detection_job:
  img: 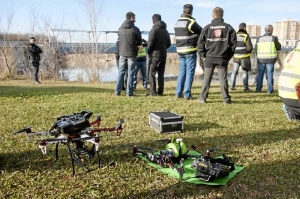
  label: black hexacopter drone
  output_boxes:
[13,110,124,175]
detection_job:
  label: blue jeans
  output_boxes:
[115,56,136,95]
[134,60,147,88]
[230,62,249,90]
[175,53,197,98]
[256,63,274,93]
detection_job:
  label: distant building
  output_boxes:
[273,18,300,47]
[273,18,300,40]
[246,24,261,37]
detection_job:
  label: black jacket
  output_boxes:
[28,43,42,61]
[198,18,237,65]
[174,14,202,55]
[118,19,142,57]
[147,20,171,58]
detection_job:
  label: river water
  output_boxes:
[60,59,281,85]
[60,61,204,82]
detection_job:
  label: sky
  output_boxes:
[1,0,300,43]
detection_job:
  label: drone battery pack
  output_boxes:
[149,111,183,133]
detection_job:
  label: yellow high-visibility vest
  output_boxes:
[256,35,277,59]
[234,33,251,58]
[279,46,300,99]
[137,47,146,58]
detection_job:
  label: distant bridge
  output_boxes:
[55,43,177,54]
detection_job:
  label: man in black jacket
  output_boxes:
[115,12,142,96]
[147,14,171,96]
[28,37,43,83]
[198,7,237,104]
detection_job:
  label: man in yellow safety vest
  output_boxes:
[279,45,300,121]
[255,25,281,94]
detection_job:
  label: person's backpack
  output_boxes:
[241,58,251,71]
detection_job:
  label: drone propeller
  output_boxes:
[95,113,102,121]
[156,138,171,143]
[114,119,124,136]
[82,110,93,119]
[114,119,124,130]
[90,113,102,127]
[13,126,32,135]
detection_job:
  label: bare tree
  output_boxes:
[28,2,40,35]
[83,0,103,54]
[76,0,105,82]
[0,9,16,77]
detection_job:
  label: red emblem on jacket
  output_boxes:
[214,29,221,38]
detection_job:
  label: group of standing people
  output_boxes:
[114,12,171,97]
[114,4,283,104]
[27,4,299,122]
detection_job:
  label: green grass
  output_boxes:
[0,80,299,199]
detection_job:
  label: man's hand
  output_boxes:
[200,57,205,67]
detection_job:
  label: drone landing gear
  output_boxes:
[54,142,100,175]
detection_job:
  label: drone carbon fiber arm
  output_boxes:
[90,119,124,136]
[13,127,48,141]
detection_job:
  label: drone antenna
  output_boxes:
[170,134,175,143]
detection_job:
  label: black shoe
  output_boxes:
[116,92,121,96]
[223,100,235,105]
[244,88,252,92]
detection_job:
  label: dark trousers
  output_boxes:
[32,62,40,81]
[200,63,231,102]
[149,56,166,95]
[281,97,300,118]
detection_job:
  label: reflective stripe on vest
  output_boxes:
[137,47,146,58]
[176,46,198,53]
[256,36,277,59]
[175,34,198,40]
[278,47,300,99]
[234,33,250,58]
[179,17,196,33]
